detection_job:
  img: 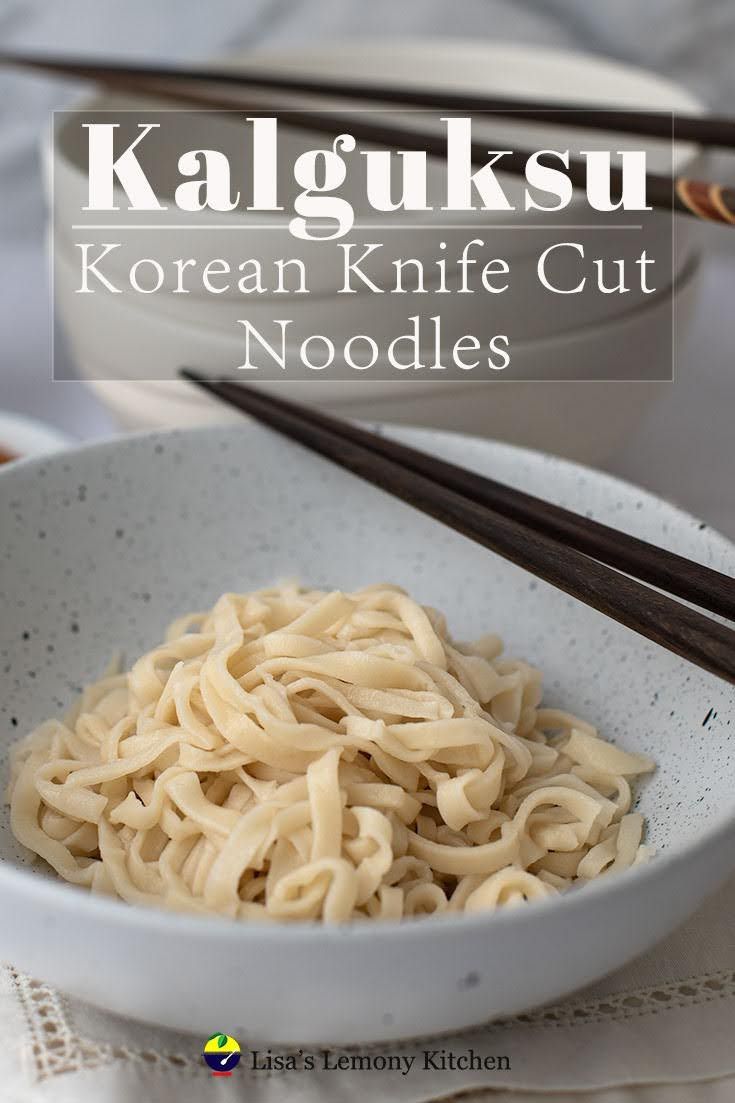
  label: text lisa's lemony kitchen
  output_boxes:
[248,1047,512,1075]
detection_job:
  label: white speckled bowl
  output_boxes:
[1,424,734,1045]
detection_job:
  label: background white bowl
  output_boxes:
[1,424,734,1044]
[50,38,704,461]
[82,376,672,465]
[52,223,688,347]
[52,39,702,303]
[56,243,697,383]
[61,252,700,462]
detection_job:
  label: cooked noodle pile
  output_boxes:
[9,583,655,921]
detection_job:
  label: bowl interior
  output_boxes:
[1,424,733,884]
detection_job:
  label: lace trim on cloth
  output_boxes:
[8,970,190,1081]
[8,964,735,1084]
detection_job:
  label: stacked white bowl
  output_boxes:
[50,40,704,461]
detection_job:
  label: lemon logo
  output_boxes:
[202,1033,242,1077]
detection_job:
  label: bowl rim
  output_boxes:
[1,421,733,945]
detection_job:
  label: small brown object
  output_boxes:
[675,178,735,224]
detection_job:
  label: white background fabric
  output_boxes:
[1,3,735,1100]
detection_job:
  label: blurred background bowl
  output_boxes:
[59,251,699,462]
[50,39,704,461]
[0,411,72,461]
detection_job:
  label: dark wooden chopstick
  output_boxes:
[180,370,735,687]
[4,52,735,227]
[182,376,735,623]
[2,50,734,149]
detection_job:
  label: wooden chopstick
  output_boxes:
[4,51,735,227]
[182,375,735,623]
[2,50,735,150]
[180,369,735,687]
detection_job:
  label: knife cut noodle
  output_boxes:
[8,583,655,922]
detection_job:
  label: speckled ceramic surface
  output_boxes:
[1,423,734,1044]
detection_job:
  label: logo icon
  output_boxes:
[202,1033,242,1077]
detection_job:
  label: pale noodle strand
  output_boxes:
[8,583,655,922]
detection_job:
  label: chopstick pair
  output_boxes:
[3,50,735,148]
[180,369,735,688]
[2,50,735,227]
